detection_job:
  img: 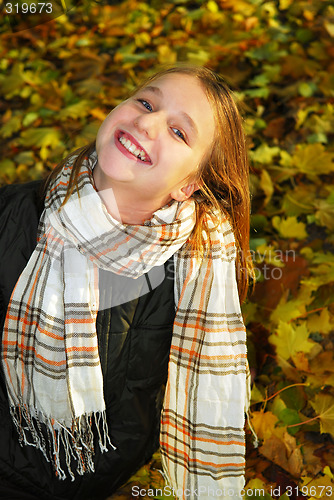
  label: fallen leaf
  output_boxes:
[311,394,334,438]
[292,144,334,178]
[259,169,274,206]
[260,432,303,477]
[272,215,308,240]
[250,411,279,441]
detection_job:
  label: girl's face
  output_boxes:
[95,73,215,208]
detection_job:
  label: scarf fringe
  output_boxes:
[9,404,115,481]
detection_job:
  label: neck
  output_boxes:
[92,167,169,225]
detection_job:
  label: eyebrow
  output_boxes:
[143,85,199,139]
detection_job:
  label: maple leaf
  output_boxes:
[250,144,281,164]
[250,410,279,441]
[19,127,61,149]
[0,114,22,138]
[259,169,274,206]
[282,185,316,217]
[314,194,334,231]
[307,308,333,335]
[299,473,334,499]
[269,321,315,362]
[292,144,334,178]
[270,287,314,325]
[311,394,334,438]
[307,351,334,389]
[272,215,308,240]
[259,432,303,477]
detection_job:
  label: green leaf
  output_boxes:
[311,394,334,438]
[298,81,317,97]
[19,128,61,149]
[59,100,92,121]
[0,115,22,138]
[22,112,39,127]
[279,408,301,434]
[250,144,281,164]
[0,159,16,182]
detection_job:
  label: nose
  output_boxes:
[134,111,164,140]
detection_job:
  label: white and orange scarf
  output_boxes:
[2,150,249,498]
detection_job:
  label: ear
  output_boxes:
[171,181,201,202]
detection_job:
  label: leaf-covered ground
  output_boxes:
[1,0,334,498]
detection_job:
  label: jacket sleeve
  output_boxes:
[0,180,44,333]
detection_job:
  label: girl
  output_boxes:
[0,65,253,500]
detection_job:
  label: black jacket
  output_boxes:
[0,180,175,500]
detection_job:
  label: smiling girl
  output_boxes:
[0,65,253,500]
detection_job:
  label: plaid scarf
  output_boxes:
[2,151,248,497]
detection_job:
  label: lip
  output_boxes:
[115,130,152,165]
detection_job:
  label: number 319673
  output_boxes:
[5,3,53,14]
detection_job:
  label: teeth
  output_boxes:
[119,135,148,162]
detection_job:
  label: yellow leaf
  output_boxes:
[0,62,25,97]
[311,394,334,438]
[260,169,274,206]
[323,465,334,479]
[250,144,281,164]
[270,298,306,325]
[0,159,16,182]
[272,215,307,240]
[279,0,293,9]
[157,45,177,64]
[292,144,334,178]
[0,114,21,138]
[250,411,279,441]
[59,100,92,121]
[307,308,333,334]
[314,198,334,231]
[19,128,61,149]
[302,263,334,288]
[324,22,334,37]
[250,383,264,404]
[90,108,108,122]
[207,0,219,13]
[134,32,151,48]
[270,287,314,325]
[293,351,310,372]
[245,478,271,498]
[269,321,315,361]
[282,185,315,217]
[299,473,334,498]
[308,351,334,388]
[40,146,49,161]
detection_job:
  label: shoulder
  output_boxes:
[0,179,45,217]
[0,180,45,322]
[0,179,45,252]
[0,179,45,241]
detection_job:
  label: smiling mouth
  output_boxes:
[116,131,152,164]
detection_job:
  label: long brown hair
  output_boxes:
[45,64,254,302]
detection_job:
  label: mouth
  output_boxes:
[115,130,152,164]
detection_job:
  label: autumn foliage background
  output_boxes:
[1,0,334,498]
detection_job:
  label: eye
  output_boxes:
[171,127,186,142]
[136,99,153,112]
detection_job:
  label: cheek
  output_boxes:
[96,114,115,151]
